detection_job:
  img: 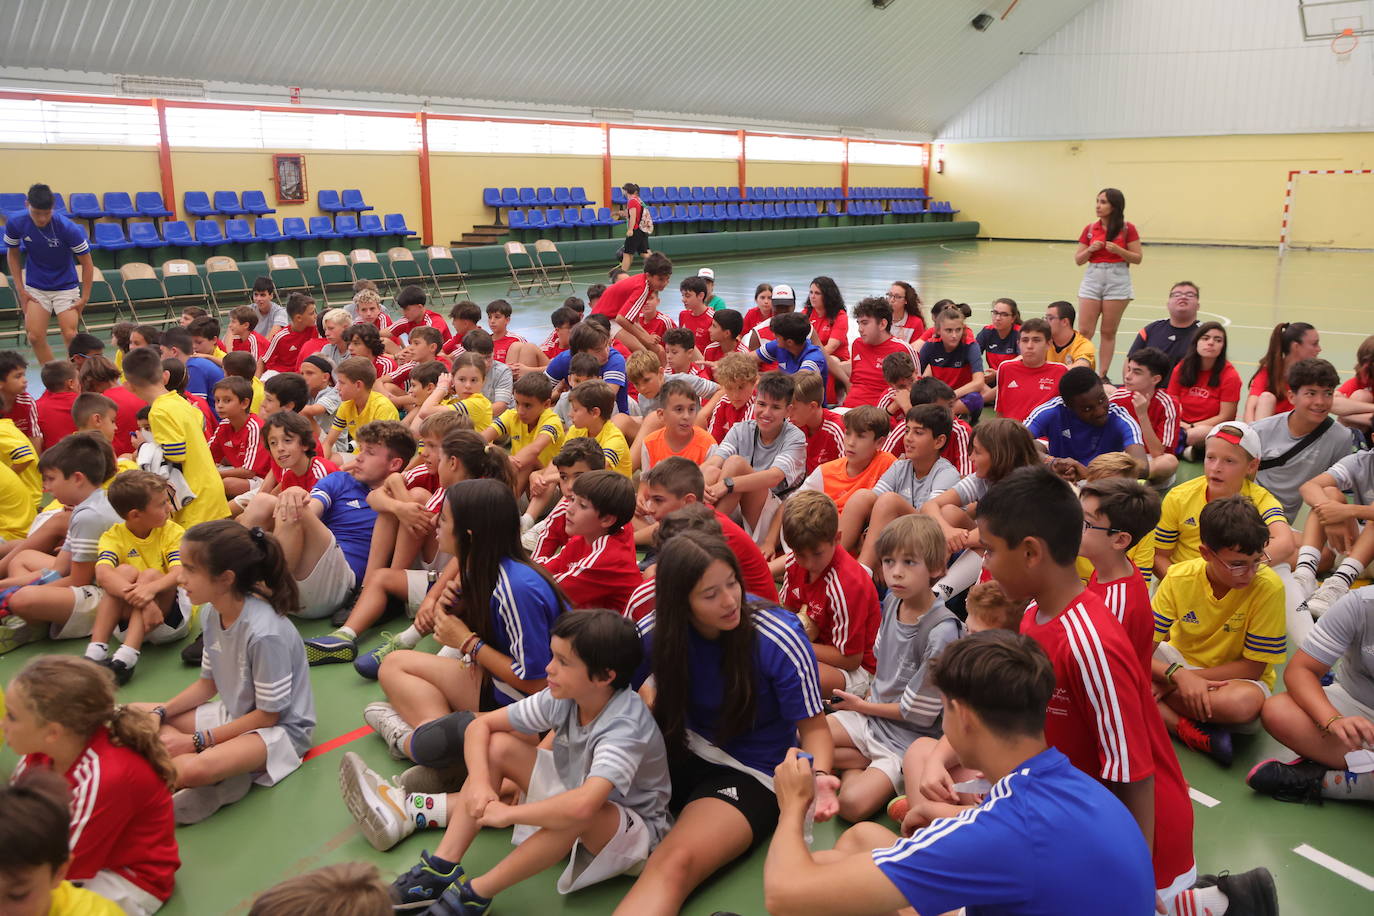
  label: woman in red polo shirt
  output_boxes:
[1073,188,1142,382]
[805,276,849,402]
[617,182,651,273]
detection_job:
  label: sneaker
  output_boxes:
[354,631,404,680]
[429,878,492,915]
[886,795,909,824]
[330,603,353,627]
[388,850,465,911]
[1290,565,1319,603]
[1246,757,1326,803]
[180,633,204,667]
[364,702,414,760]
[1302,578,1350,618]
[398,763,468,796]
[304,630,358,665]
[108,659,135,686]
[0,616,43,655]
[338,750,415,851]
[172,772,254,825]
[1175,717,1234,766]
[1194,867,1278,916]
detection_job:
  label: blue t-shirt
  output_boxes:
[918,339,985,376]
[308,471,379,581]
[873,748,1154,915]
[635,605,823,777]
[545,349,630,414]
[3,212,89,291]
[488,557,565,705]
[1025,397,1142,465]
[185,356,226,403]
[755,339,829,402]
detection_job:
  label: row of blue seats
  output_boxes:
[0,191,176,221]
[90,214,416,251]
[603,185,930,205]
[849,186,930,200]
[1,189,379,222]
[483,187,594,209]
[182,189,371,218]
[509,207,619,231]
[891,200,959,214]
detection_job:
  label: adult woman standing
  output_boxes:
[617,183,651,274]
[885,281,927,345]
[1073,188,1141,381]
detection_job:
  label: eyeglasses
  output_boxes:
[885,292,905,300]
[991,310,1014,318]
[1169,291,1199,300]
[1082,519,1124,536]
[1219,552,1270,575]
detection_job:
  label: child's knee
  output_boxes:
[721,454,753,475]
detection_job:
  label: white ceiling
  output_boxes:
[0,0,1096,137]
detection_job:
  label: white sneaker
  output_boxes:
[363,702,414,760]
[173,772,254,825]
[1290,566,1319,603]
[1302,579,1350,619]
[338,751,414,851]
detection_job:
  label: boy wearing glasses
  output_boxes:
[1079,477,1161,674]
[1151,496,1287,766]
[1127,281,1200,372]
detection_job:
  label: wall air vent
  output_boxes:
[115,75,206,98]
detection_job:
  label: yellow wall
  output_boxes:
[0,145,162,198]
[930,132,1374,247]
[748,161,842,189]
[430,153,602,244]
[849,163,924,189]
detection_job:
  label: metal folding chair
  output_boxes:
[532,239,574,293]
[504,242,548,297]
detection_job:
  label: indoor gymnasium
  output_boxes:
[1,1,1372,914]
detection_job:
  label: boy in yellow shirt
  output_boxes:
[121,346,230,527]
[0,416,41,514]
[564,379,631,477]
[325,356,400,463]
[1151,495,1287,766]
[85,470,187,685]
[483,370,563,495]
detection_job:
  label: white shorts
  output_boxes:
[50,584,104,640]
[27,505,66,537]
[196,699,303,787]
[1077,262,1133,301]
[511,748,660,894]
[404,569,433,617]
[1325,681,1374,721]
[738,491,784,549]
[73,869,163,915]
[296,535,357,619]
[828,709,904,791]
[28,286,81,315]
[841,665,875,698]
[1154,642,1269,733]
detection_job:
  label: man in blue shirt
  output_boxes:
[3,183,94,364]
[764,630,1157,916]
[755,311,829,404]
[1026,365,1147,481]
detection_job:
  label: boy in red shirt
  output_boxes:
[1078,477,1161,674]
[35,359,78,451]
[209,376,270,498]
[781,490,881,696]
[385,285,451,348]
[440,300,481,357]
[1110,346,1181,486]
[993,317,1067,422]
[380,326,447,410]
[787,370,844,473]
[542,469,642,615]
[703,352,756,441]
[632,290,674,349]
[484,298,524,363]
[846,296,915,407]
[227,305,268,373]
[261,292,320,376]
[0,350,40,449]
[528,436,605,564]
[676,275,715,354]
[702,308,748,369]
[592,252,674,354]
[877,350,917,431]
[884,377,971,475]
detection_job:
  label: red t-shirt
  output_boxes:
[636,313,675,345]
[1086,567,1155,676]
[708,396,754,442]
[627,197,643,231]
[539,329,566,360]
[1247,366,1292,414]
[994,359,1068,423]
[403,463,440,493]
[186,393,215,437]
[16,729,179,901]
[277,456,338,491]
[1339,375,1372,398]
[491,333,524,364]
[678,308,715,353]
[1078,221,1141,263]
[800,409,846,474]
[807,309,850,360]
[1165,362,1242,425]
[703,339,749,362]
[36,389,78,450]
[847,337,913,407]
[593,273,654,323]
[231,331,268,361]
[261,325,321,374]
[714,507,779,603]
[891,311,927,346]
[372,354,398,380]
[1021,591,1193,890]
[103,385,147,455]
[532,497,571,565]
[742,306,769,335]
[544,526,642,615]
[0,392,38,442]
[390,310,452,344]
[625,577,655,621]
[783,548,880,673]
[209,414,270,477]
[1109,388,1180,455]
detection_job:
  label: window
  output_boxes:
[0,98,160,146]
[427,120,604,155]
[609,128,739,159]
[849,142,926,167]
[166,108,417,150]
[745,135,844,163]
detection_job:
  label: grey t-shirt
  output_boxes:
[1252,412,1354,522]
[64,488,122,564]
[200,595,316,755]
[709,419,807,496]
[310,386,342,429]
[1302,585,1374,710]
[952,473,989,507]
[873,456,961,507]
[506,686,672,841]
[866,593,964,753]
[254,302,289,337]
[1327,450,1374,508]
[485,360,514,408]
[635,373,719,415]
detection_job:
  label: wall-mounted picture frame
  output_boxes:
[272,154,307,204]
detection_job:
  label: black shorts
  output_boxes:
[624,229,650,255]
[668,748,779,847]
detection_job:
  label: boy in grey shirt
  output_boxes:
[1252,358,1353,522]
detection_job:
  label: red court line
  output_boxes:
[302,725,374,762]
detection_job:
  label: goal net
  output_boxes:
[1279,169,1374,253]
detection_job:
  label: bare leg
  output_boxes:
[172,733,269,788]
[839,489,877,555]
[377,651,482,727]
[613,797,755,916]
[272,505,336,581]
[24,302,55,365]
[1096,298,1130,379]
[342,567,412,635]
[222,477,254,498]
[837,767,898,823]
[1076,297,1102,342]
[56,307,83,347]
[857,492,918,571]
[237,491,278,530]
[1260,692,1353,770]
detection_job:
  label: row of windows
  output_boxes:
[0,98,926,165]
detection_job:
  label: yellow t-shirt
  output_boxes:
[96,519,185,573]
[1152,557,1286,688]
[114,348,125,377]
[567,421,632,477]
[334,390,401,441]
[1076,536,1159,587]
[492,406,564,466]
[0,418,41,510]
[0,462,37,539]
[443,392,493,433]
[1154,476,1286,567]
[150,391,231,527]
[250,375,265,416]
[1050,331,1097,370]
[48,881,124,915]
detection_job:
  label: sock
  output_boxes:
[334,625,357,640]
[422,850,460,875]
[1296,545,1321,575]
[396,625,422,648]
[459,879,492,906]
[407,791,449,829]
[1171,885,1228,915]
[1329,558,1362,588]
[1321,768,1374,801]
[437,645,464,659]
[934,548,984,599]
[85,642,109,662]
[112,644,141,667]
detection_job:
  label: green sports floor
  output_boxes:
[3,239,1373,914]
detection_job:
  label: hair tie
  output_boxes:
[249,526,267,547]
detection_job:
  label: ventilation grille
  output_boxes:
[115,75,206,98]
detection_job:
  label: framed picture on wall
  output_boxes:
[272,154,307,204]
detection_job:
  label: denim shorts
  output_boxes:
[1078,261,1133,300]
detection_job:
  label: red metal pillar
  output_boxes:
[152,98,177,219]
[841,137,850,199]
[417,112,433,246]
[602,123,613,212]
[737,129,747,197]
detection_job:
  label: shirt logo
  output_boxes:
[1185,516,1197,526]
[1006,380,1019,389]
[1062,429,1072,438]
[345,499,363,509]
[127,549,139,558]
[1182,611,1199,624]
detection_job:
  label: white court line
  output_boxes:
[1187,787,1220,808]
[1292,843,1374,891]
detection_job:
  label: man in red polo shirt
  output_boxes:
[994,318,1068,423]
[592,251,674,353]
[846,295,915,407]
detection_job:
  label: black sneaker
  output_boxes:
[180,633,204,667]
[1194,867,1278,916]
[108,659,134,686]
[388,851,464,911]
[1246,757,1325,803]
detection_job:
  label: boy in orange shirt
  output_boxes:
[638,378,717,471]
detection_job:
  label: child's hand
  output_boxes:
[1104,241,1125,256]
[529,473,550,498]
[942,525,969,555]
[828,690,863,713]
[1050,457,1087,483]
[919,758,959,804]
[393,500,433,536]
[1330,714,1374,751]
[1313,500,1357,526]
[435,373,453,393]
[703,480,728,504]
[163,730,196,758]
[433,612,471,650]
[1171,668,1216,721]
[463,783,499,820]
[813,771,841,822]
[414,598,438,635]
[477,800,516,828]
[140,603,166,629]
[436,578,460,613]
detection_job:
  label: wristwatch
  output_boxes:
[723,477,735,494]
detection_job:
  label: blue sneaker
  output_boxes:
[303,630,357,665]
[354,630,404,680]
[387,851,463,911]
[429,877,492,915]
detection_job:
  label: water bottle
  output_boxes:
[797,751,817,847]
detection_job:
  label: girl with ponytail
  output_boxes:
[4,655,179,912]
[1245,321,1321,422]
[131,521,315,826]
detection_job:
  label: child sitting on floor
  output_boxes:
[544,470,642,615]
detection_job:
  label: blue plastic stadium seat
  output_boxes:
[308,216,340,239]
[598,207,618,226]
[508,210,528,230]
[194,220,227,247]
[383,213,417,236]
[52,193,68,214]
[358,214,385,236]
[0,192,26,215]
[224,219,256,244]
[482,188,502,209]
[570,187,590,205]
[317,190,344,213]
[674,205,689,223]
[562,208,581,227]
[128,222,162,248]
[827,202,841,217]
[101,192,137,219]
[162,221,198,247]
[536,187,555,206]
[183,191,215,217]
[525,210,546,230]
[134,192,173,218]
[242,190,276,214]
[213,191,246,216]
[610,187,627,206]
[518,188,537,206]
[281,218,311,240]
[726,203,741,220]
[580,207,597,225]
[500,188,519,207]
[725,187,742,202]
[335,214,366,237]
[341,189,372,212]
[254,218,284,243]
[69,193,105,219]
[553,187,571,205]
[544,209,564,229]
[92,223,133,251]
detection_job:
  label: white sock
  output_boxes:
[934,549,984,599]
[84,642,109,662]
[112,644,141,667]
[1329,559,1362,588]
[437,645,464,659]
[1321,768,1374,801]
[396,625,422,648]
[1296,545,1321,574]
[1170,885,1228,915]
[336,625,358,640]
[407,791,449,828]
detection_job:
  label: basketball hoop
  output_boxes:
[1332,28,1359,60]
